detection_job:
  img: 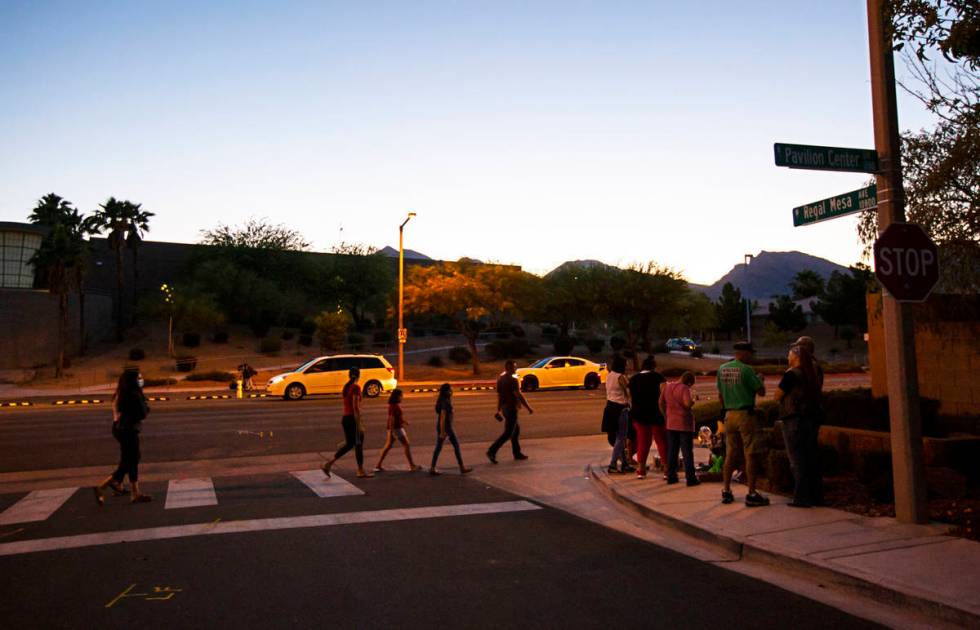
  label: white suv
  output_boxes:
[266,354,397,400]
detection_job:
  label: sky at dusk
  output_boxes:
[0,1,938,284]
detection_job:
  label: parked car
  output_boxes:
[266,354,397,400]
[515,356,607,392]
[665,337,701,353]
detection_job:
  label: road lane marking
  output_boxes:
[291,470,364,498]
[164,478,218,510]
[0,487,77,525]
[0,500,541,557]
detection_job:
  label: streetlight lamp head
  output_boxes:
[408,212,416,218]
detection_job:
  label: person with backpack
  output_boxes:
[93,368,152,505]
[322,367,373,479]
[429,383,473,475]
[775,343,823,507]
[374,389,419,472]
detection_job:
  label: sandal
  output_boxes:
[109,482,127,497]
[459,467,473,474]
[356,471,374,479]
[131,494,153,504]
[92,487,104,507]
[429,469,441,476]
[321,460,333,478]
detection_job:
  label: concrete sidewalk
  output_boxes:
[589,461,980,628]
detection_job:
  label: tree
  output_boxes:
[715,282,747,339]
[767,295,807,332]
[201,218,310,251]
[89,198,153,341]
[403,261,535,374]
[328,242,395,329]
[812,265,876,336]
[537,264,600,336]
[677,291,717,340]
[314,310,349,351]
[124,204,154,324]
[28,194,87,377]
[790,270,826,300]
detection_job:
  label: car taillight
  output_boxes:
[386,367,394,373]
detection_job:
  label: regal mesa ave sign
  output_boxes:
[873,223,940,302]
[774,143,879,173]
[793,185,877,227]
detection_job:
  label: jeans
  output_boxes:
[667,430,697,483]
[431,423,464,468]
[781,416,819,504]
[489,407,522,457]
[609,408,630,469]
[111,424,141,483]
[333,414,364,467]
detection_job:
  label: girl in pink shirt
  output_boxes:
[659,371,701,486]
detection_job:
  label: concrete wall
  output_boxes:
[0,289,112,369]
[867,292,980,416]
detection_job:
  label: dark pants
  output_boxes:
[431,423,464,468]
[111,424,141,483]
[667,430,697,483]
[333,415,364,467]
[489,407,522,457]
[781,416,821,505]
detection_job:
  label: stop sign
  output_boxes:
[873,223,940,302]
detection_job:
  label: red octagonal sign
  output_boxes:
[873,223,940,302]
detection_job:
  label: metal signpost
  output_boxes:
[774,143,879,173]
[792,185,877,227]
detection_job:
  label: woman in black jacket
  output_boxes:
[94,369,152,505]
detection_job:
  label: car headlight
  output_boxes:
[269,375,286,385]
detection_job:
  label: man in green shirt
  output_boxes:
[716,341,769,507]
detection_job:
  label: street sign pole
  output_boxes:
[867,0,928,523]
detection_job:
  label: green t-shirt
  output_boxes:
[716,359,763,410]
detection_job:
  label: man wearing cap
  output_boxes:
[717,341,769,507]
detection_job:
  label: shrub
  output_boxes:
[212,330,229,344]
[650,341,668,354]
[487,338,532,360]
[553,335,575,355]
[249,318,273,338]
[182,332,201,348]
[541,325,558,338]
[373,330,392,344]
[284,312,305,329]
[347,333,365,351]
[765,449,794,492]
[448,346,472,364]
[299,320,316,335]
[510,325,526,338]
[585,338,604,353]
[143,377,177,387]
[709,344,720,354]
[128,348,145,361]
[185,370,236,382]
[426,355,444,367]
[411,328,427,338]
[690,348,704,358]
[175,356,197,372]
[609,336,626,351]
[298,334,313,347]
[281,330,295,341]
[260,337,282,354]
[314,311,349,351]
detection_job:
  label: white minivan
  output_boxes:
[266,354,397,400]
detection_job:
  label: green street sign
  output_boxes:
[793,185,877,227]
[774,143,878,173]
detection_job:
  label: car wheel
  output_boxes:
[284,383,305,401]
[363,380,382,398]
[584,373,600,390]
[521,376,538,392]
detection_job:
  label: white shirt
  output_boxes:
[606,371,628,404]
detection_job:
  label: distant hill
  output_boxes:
[378,246,432,261]
[699,251,850,300]
[544,259,614,279]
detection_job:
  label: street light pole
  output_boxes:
[744,254,753,343]
[398,212,416,383]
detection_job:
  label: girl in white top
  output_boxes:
[602,355,633,473]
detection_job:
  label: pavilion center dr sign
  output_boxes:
[774,143,879,173]
[793,185,877,227]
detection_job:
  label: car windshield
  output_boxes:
[294,358,320,373]
[530,358,552,368]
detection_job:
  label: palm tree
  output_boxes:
[124,203,154,324]
[90,198,153,341]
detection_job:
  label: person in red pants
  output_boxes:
[628,355,667,479]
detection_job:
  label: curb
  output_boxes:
[587,463,979,628]
[409,385,495,393]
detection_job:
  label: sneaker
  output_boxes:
[721,490,735,504]
[486,450,498,465]
[666,477,679,485]
[429,469,441,476]
[459,466,473,474]
[686,479,702,487]
[621,465,636,473]
[514,453,529,461]
[745,492,770,507]
[636,472,647,479]
[607,466,623,474]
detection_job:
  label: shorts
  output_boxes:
[724,409,761,455]
[393,427,407,441]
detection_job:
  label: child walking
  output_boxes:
[375,389,418,472]
[430,383,472,475]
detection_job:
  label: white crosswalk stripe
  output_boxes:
[164,478,218,510]
[290,470,365,498]
[0,488,77,525]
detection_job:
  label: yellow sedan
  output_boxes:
[515,356,607,392]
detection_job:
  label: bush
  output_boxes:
[426,355,444,367]
[541,325,558,339]
[585,338,604,353]
[411,328,427,338]
[284,312,305,329]
[448,346,472,364]
[281,330,295,341]
[182,332,201,348]
[260,337,282,354]
[373,330,392,344]
[690,348,704,358]
[553,335,575,355]
[175,356,197,372]
[487,338,532,360]
[128,348,145,361]
[299,320,316,335]
[765,449,795,492]
[298,334,313,347]
[212,330,229,344]
[650,341,668,354]
[249,318,273,338]
[314,311,349,351]
[609,336,626,351]
[185,370,236,382]
[347,333,365,351]
[143,377,177,387]
[510,325,526,338]
[709,344,720,354]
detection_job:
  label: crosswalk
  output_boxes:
[0,469,366,525]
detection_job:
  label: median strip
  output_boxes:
[53,399,104,406]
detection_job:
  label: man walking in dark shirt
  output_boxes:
[487,360,534,463]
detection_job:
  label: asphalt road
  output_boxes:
[0,471,878,629]
[0,374,870,474]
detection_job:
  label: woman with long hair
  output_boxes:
[429,383,472,475]
[602,355,633,474]
[775,344,823,507]
[660,371,701,486]
[374,389,418,472]
[93,368,152,505]
[322,367,373,479]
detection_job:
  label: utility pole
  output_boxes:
[867,0,928,523]
[744,254,753,343]
[397,212,416,383]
